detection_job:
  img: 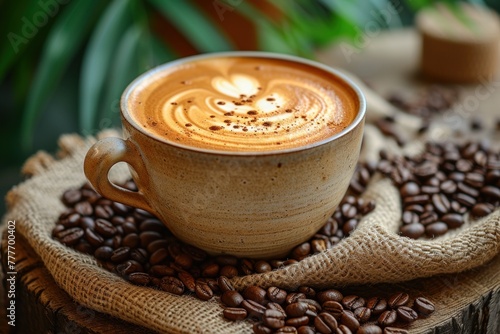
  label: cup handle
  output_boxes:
[84,137,154,214]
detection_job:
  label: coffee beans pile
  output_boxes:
[387,85,459,119]
[220,284,435,334]
[53,181,375,293]
[351,140,499,239]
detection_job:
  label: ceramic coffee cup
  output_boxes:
[84,52,366,258]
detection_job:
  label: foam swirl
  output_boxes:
[128,56,358,152]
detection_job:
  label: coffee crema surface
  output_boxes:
[128,56,358,152]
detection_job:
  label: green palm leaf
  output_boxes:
[20,0,102,150]
[148,0,233,52]
[79,0,132,134]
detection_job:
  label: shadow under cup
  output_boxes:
[84,52,366,259]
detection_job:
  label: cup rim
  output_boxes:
[121,51,366,156]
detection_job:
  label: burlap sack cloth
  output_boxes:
[2,86,500,333]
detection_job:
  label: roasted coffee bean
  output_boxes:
[400,182,420,197]
[457,182,480,198]
[354,306,371,323]
[471,203,494,218]
[110,247,131,263]
[150,265,175,277]
[317,289,343,304]
[84,228,104,247]
[95,219,117,237]
[244,285,268,305]
[219,265,239,278]
[322,300,343,320]
[139,231,162,246]
[241,299,266,319]
[413,297,435,316]
[383,327,408,334]
[218,276,235,293]
[268,286,288,304]
[450,201,467,214]
[464,172,484,188]
[252,260,272,273]
[291,242,311,260]
[285,315,309,327]
[297,286,316,299]
[357,324,382,334]
[455,193,476,207]
[160,276,184,295]
[340,311,360,332]
[337,324,353,334]
[425,222,448,237]
[178,271,196,292]
[366,297,387,315]
[75,201,93,216]
[404,204,424,214]
[342,219,358,235]
[286,292,306,305]
[402,211,418,225]
[116,260,143,276]
[253,323,273,334]
[396,306,418,322]
[267,302,286,317]
[378,310,397,326]
[315,312,338,333]
[58,227,84,246]
[481,185,500,200]
[300,298,321,313]
[403,194,429,206]
[61,213,81,228]
[421,185,439,194]
[240,259,254,275]
[440,180,457,194]
[195,281,213,301]
[221,290,244,307]
[214,254,239,266]
[94,245,113,260]
[204,278,220,294]
[419,211,437,225]
[441,213,464,228]
[128,272,150,286]
[150,248,169,265]
[139,218,166,233]
[174,253,193,269]
[297,326,315,334]
[262,309,286,329]
[95,205,113,219]
[400,223,425,239]
[432,193,450,215]
[286,302,309,318]
[62,189,82,206]
[341,203,357,218]
[387,292,409,308]
[224,307,247,321]
[341,295,365,310]
[122,233,140,248]
[75,240,93,254]
[201,263,220,277]
[275,326,298,333]
[311,239,330,253]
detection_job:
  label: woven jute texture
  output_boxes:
[2,122,500,333]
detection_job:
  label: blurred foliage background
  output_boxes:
[1,0,499,216]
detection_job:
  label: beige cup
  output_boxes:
[84,52,366,259]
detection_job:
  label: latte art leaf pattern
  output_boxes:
[129,57,358,151]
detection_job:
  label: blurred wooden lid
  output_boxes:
[416,3,500,83]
